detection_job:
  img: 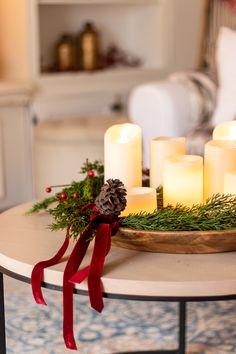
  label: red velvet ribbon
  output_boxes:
[63,214,119,350]
[63,224,93,350]
[69,222,113,312]
[31,209,119,351]
[31,226,70,305]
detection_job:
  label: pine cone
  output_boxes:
[95,179,127,216]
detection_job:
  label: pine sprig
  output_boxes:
[47,176,104,239]
[80,160,104,176]
[27,197,57,214]
[27,159,104,239]
[28,160,104,215]
[49,197,94,239]
[120,194,236,232]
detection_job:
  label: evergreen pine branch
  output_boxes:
[27,160,236,238]
[80,160,104,176]
[120,194,236,232]
[49,206,93,239]
[27,160,104,238]
[28,161,104,214]
[45,176,103,239]
[26,197,57,214]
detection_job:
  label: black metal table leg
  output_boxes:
[0,273,6,354]
[116,351,179,354]
[178,302,186,354]
[114,301,186,354]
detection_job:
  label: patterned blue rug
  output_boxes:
[4,277,236,354]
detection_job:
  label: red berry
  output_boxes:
[45,187,52,193]
[145,169,150,176]
[73,192,79,198]
[88,170,95,177]
[61,192,67,200]
[56,194,61,201]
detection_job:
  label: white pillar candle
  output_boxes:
[224,172,236,195]
[163,155,203,207]
[213,121,236,140]
[121,187,157,217]
[150,137,186,188]
[104,123,142,189]
[204,140,236,200]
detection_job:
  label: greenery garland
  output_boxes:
[28,160,236,238]
[28,160,104,239]
[120,194,236,231]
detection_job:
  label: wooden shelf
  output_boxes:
[35,67,167,96]
[0,0,202,93]
[39,0,158,5]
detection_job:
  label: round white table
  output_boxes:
[1,202,236,354]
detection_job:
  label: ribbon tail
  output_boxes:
[88,223,111,313]
[63,225,93,350]
[31,230,70,305]
[63,282,77,350]
[69,265,90,284]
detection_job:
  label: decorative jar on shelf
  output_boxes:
[55,34,75,72]
[77,22,102,71]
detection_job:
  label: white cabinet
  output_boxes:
[0,0,184,97]
[0,84,33,210]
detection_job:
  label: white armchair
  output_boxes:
[129,81,196,136]
[128,76,216,166]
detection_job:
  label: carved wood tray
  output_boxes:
[112,228,236,254]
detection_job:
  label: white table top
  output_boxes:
[1,202,236,299]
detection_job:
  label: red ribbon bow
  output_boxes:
[31,208,119,350]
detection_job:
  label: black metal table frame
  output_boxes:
[1,268,236,354]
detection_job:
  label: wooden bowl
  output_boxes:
[112,228,236,254]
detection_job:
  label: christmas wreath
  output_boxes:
[29,160,236,350]
[29,160,236,234]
